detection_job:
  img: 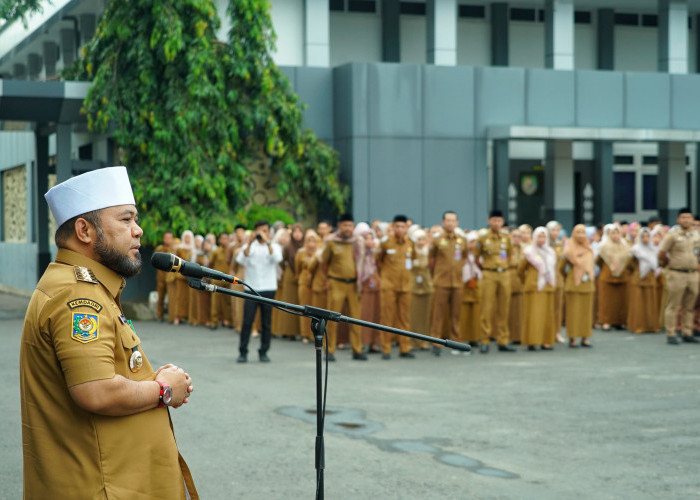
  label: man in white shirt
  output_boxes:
[235,220,283,362]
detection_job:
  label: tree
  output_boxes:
[0,0,42,23]
[59,0,346,243]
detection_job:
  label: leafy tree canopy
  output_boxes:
[0,0,42,23]
[61,0,346,244]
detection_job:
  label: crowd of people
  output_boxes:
[153,208,700,362]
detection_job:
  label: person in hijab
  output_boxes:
[275,224,304,339]
[508,227,524,344]
[596,224,631,330]
[354,222,382,354]
[196,238,214,328]
[561,224,596,347]
[626,227,660,334]
[409,229,433,350]
[295,229,320,343]
[518,224,532,246]
[173,230,195,325]
[460,231,483,347]
[547,220,566,343]
[519,227,557,350]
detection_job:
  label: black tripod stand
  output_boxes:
[188,278,470,499]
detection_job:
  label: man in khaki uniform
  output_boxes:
[153,231,174,322]
[209,232,233,328]
[321,214,366,361]
[377,215,416,359]
[229,224,247,330]
[20,167,197,499]
[658,208,700,345]
[475,209,516,353]
[429,211,468,356]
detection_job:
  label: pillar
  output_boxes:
[426,0,457,65]
[491,3,509,66]
[35,130,51,277]
[25,161,35,243]
[594,141,614,224]
[658,0,688,73]
[545,0,574,70]
[56,124,72,183]
[28,53,43,80]
[43,42,58,78]
[597,9,614,70]
[544,140,574,229]
[492,139,510,214]
[303,0,329,67]
[79,14,96,46]
[60,28,76,67]
[382,0,400,62]
[658,142,687,224]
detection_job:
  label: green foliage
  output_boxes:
[0,0,43,23]
[236,203,294,229]
[64,0,346,244]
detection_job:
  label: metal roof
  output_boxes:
[0,79,89,122]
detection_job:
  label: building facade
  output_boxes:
[1,0,700,294]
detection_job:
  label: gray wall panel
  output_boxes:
[671,74,700,129]
[575,70,624,127]
[471,140,489,229]
[422,65,475,138]
[0,242,38,291]
[367,138,422,221]
[475,66,526,135]
[294,67,334,140]
[279,66,297,90]
[526,69,575,126]
[333,63,368,139]
[422,139,473,227]
[625,73,671,128]
[367,63,422,137]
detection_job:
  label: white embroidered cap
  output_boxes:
[45,166,136,227]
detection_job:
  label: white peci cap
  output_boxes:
[44,166,136,227]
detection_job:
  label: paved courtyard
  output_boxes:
[2,294,700,499]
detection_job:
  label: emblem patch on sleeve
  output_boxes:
[71,313,100,343]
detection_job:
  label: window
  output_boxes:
[641,14,658,27]
[642,155,657,166]
[614,172,636,213]
[329,0,344,11]
[614,13,639,26]
[458,5,485,18]
[400,2,425,15]
[575,11,592,24]
[614,155,634,165]
[348,0,375,13]
[510,8,536,22]
[642,174,657,211]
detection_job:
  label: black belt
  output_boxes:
[483,268,508,273]
[329,276,356,283]
[669,268,697,273]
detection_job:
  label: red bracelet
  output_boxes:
[156,380,166,408]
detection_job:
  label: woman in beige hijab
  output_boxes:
[561,224,595,347]
[596,224,631,330]
[627,227,660,334]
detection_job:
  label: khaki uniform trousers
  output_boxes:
[480,270,511,345]
[380,289,412,354]
[430,286,463,346]
[664,270,699,337]
[210,282,232,325]
[326,280,362,354]
[166,280,177,322]
[156,274,167,320]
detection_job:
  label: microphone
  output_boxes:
[151,252,241,284]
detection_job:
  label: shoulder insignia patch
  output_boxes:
[67,298,103,312]
[71,313,99,343]
[74,266,99,284]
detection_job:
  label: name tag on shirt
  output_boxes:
[387,249,396,255]
[405,258,413,270]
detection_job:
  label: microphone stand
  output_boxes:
[187,278,470,499]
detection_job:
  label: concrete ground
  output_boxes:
[2,292,700,499]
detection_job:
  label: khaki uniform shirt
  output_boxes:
[321,239,357,280]
[659,227,700,271]
[475,230,512,270]
[20,249,195,500]
[378,236,416,293]
[429,232,467,288]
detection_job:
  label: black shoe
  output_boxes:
[209,324,218,330]
[431,346,441,357]
[352,352,368,361]
[527,346,537,351]
[667,336,680,345]
[581,341,593,348]
[569,342,579,348]
[399,352,416,359]
[480,344,489,354]
[381,354,391,360]
[694,330,700,337]
[259,352,271,362]
[541,345,554,351]
[498,344,517,352]
[237,354,247,363]
[682,335,700,344]
[368,346,381,354]
[325,353,336,362]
